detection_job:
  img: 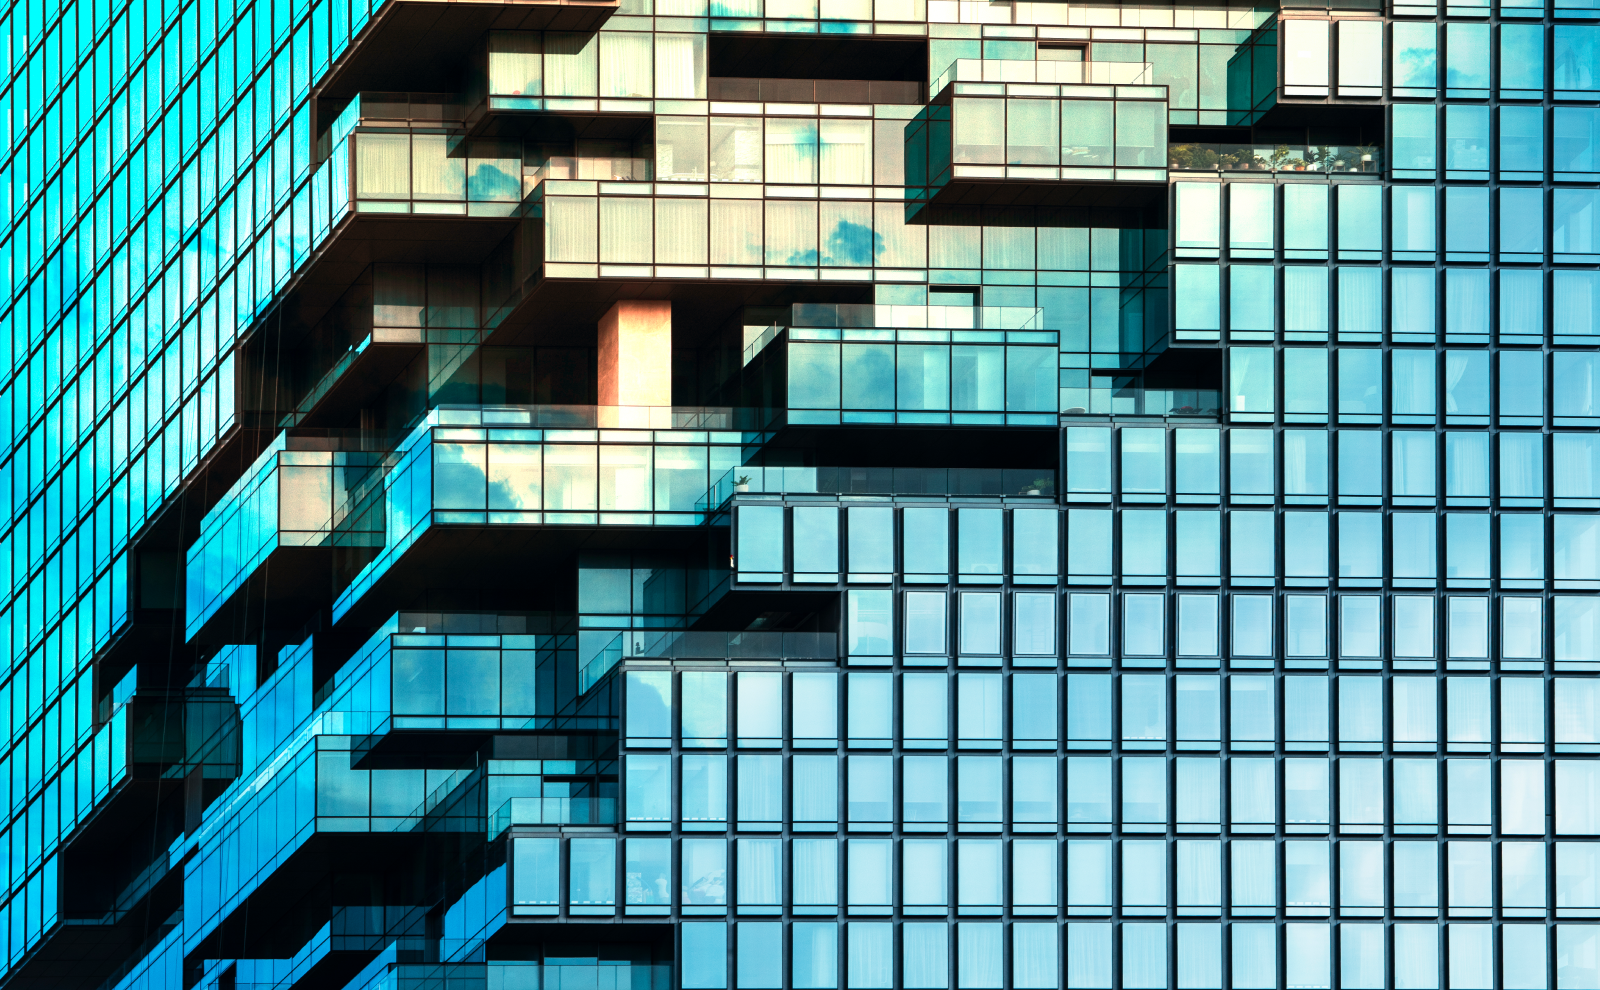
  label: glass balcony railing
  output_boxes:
[329,410,753,623]
[185,434,385,640]
[491,797,618,835]
[577,629,841,694]
[350,131,532,216]
[619,629,839,661]
[1167,142,1383,173]
[1060,377,1224,418]
[908,59,1168,215]
[931,57,1156,93]
[700,465,1058,509]
[426,404,742,430]
[527,155,653,184]
[788,302,1046,331]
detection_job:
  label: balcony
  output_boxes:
[702,465,1058,510]
[1167,140,1383,174]
[178,731,480,970]
[348,127,536,218]
[184,433,384,645]
[22,675,240,990]
[313,0,618,107]
[314,611,618,761]
[1060,372,1224,420]
[487,754,619,834]
[577,628,841,692]
[326,408,751,629]
[905,59,1168,218]
[739,303,1061,427]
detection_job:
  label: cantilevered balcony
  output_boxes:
[184,434,384,645]
[738,303,1061,426]
[186,409,753,645]
[17,671,240,990]
[905,58,1168,218]
[311,407,748,629]
[312,0,617,108]
[576,628,841,695]
[178,730,487,973]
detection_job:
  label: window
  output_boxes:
[569,837,617,913]
[902,840,948,917]
[1014,924,1060,990]
[1122,429,1168,499]
[905,592,949,656]
[1285,186,1331,260]
[1392,104,1438,177]
[737,505,784,579]
[1012,674,1058,748]
[738,755,783,829]
[1014,757,1058,830]
[847,591,892,660]
[903,673,948,748]
[847,507,893,577]
[958,756,1003,828]
[1124,593,1167,655]
[1444,105,1489,179]
[513,837,560,914]
[1066,428,1112,497]
[903,923,947,989]
[627,755,671,829]
[1392,188,1437,261]
[1337,187,1382,260]
[1014,594,1058,658]
[684,924,729,988]
[1067,675,1112,748]
[846,841,892,912]
[790,927,838,985]
[959,594,1002,658]
[1012,510,1059,581]
[904,508,949,581]
[626,670,672,745]
[957,675,1003,747]
[683,839,728,910]
[1340,760,1384,832]
[1229,347,1275,417]
[1067,757,1113,830]
[1501,24,1546,98]
[846,922,892,988]
[1123,757,1168,829]
[738,839,783,914]
[794,674,839,747]
[847,756,891,830]
[793,757,838,831]
[737,672,782,747]
[1231,839,1276,910]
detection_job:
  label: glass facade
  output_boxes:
[2,0,1597,986]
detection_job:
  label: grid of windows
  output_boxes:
[2,0,1596,982]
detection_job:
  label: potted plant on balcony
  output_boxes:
[1023,477,1053,496]
[734,475,752,493]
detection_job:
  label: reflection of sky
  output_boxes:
[468,160,522,202]
[824,219,882,267]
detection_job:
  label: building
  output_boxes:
[2,0,1598,987]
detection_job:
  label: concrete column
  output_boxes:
[598,300,672,408]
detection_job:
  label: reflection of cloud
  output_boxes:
[771,244,819,266]
[825,219,882,267]
[469,162,521,202]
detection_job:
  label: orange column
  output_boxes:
[598,300,672,408]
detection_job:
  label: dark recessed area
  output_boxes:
[708,33,926,80]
